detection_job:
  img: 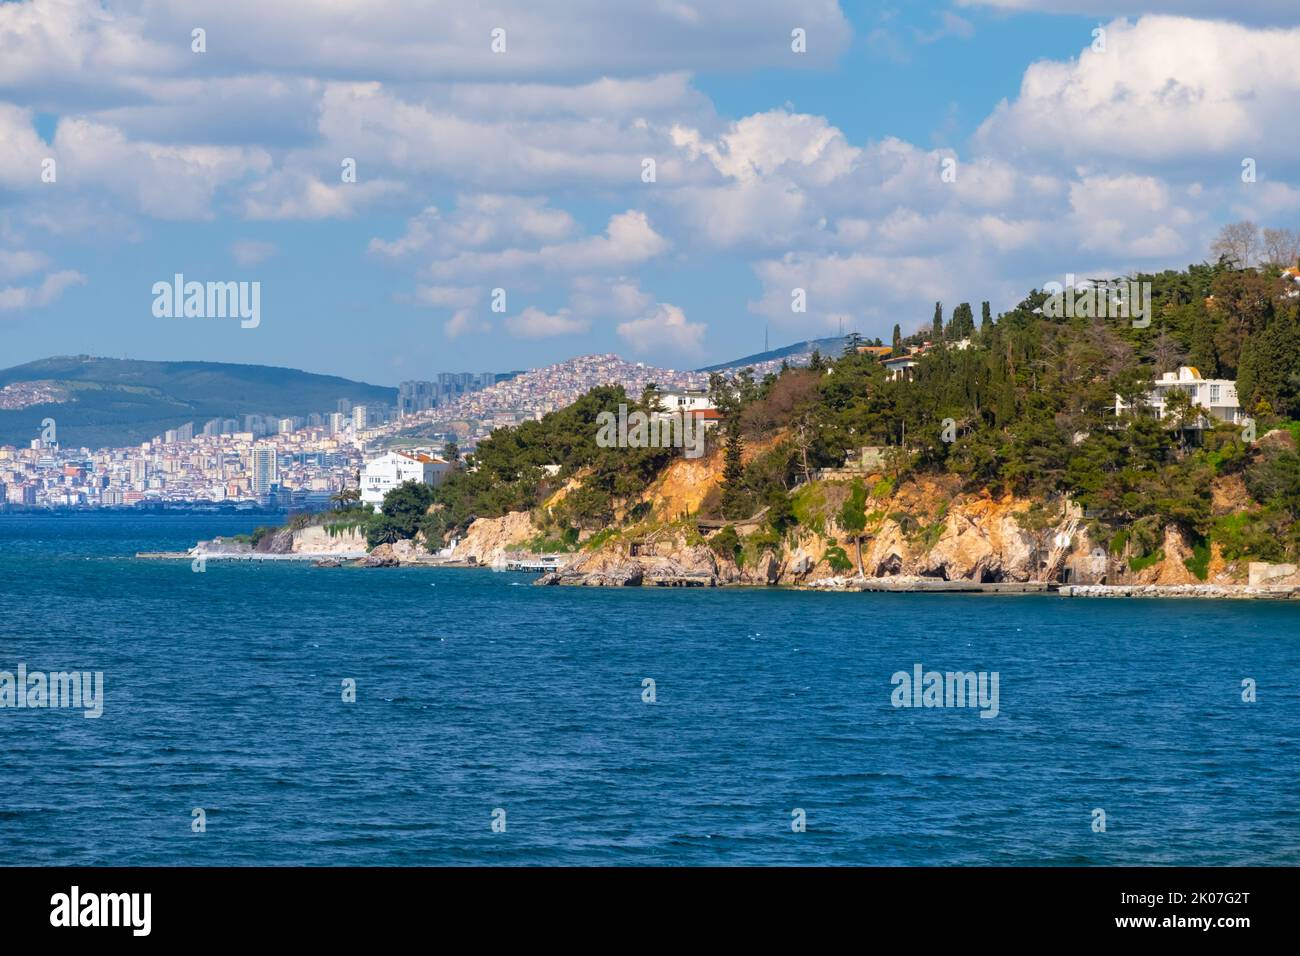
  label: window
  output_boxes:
[1210,384,1220,403]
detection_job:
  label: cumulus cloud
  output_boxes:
[957,1,1299,27]
[975,17,1300,172]
[422,210,669,282]
[617,302,706,357]
[239,171,402,221]
[370,196,578,259]
[505,306,590,339]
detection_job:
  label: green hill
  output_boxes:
[0,356,396,448]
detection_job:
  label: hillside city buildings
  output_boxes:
[0,355,710,511]
[361,451,450,509]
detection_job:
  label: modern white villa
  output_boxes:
[655,388,713,415]
[361,451,450,509]
[1114,366,1242,427]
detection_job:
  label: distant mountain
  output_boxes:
[698,335,852,373]
[0,356,396,449]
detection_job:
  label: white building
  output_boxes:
[361,451,450,509]
[655,388,712,415]
[250,445,278,495]
[882,354,920,381]
[1115,366,1242,427]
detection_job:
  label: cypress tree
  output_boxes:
[720,423,747,519]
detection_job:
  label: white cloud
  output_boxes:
[0,249,51,281]
[975,17,1300,171]
[617,302,705,357]
[239,171,402,221]
[65,0,851,85]
[957,1,1300,27]
[673,110,860,185]
[423,210,669,282]
[0,269,86,312]
[50,116,272,220]
[442,309,491,340]
[231,239,277,267]
[370,197,578,259]
[506,306,590,338]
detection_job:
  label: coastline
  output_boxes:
[144,545,1300,599]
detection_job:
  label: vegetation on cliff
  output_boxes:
[353,255,1300,576]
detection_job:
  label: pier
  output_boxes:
[502,556,566,572]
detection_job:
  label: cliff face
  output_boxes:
[535,477,1107,588]
[291,525,367,554]
[451,511,539,565]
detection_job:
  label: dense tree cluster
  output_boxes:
[351,255,1300,567]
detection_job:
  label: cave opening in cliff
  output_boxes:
[875,554,902,576]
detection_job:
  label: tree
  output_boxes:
[720,423,748,519]
[330,487,361,510]
[950,302,974,339]
[1238,315,1300,418]
[1210,221,1260,268]
[981,301,992,331]
[838,480,868,577]
[932,302,944,341]
[891,323,902,351]
[376,480,437,541]
[1262,228,1300,269]
[1015,501,1061,581]
[443,439,460,464]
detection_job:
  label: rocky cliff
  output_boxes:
[531,473,1243,589]
[451,510,539,565]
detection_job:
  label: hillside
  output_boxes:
[321,260,1300,590]
[0,356,396,448]
[698,335,850,373]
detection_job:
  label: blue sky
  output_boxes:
[1,0,1298,384]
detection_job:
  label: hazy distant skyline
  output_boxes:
[2,1,1298,383]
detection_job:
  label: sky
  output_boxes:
[1,0,1297,385]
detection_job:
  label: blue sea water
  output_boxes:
[0,512,1297,866]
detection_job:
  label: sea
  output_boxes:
[1,511,1296,866]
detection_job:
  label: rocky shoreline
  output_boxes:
[175,475,1300,600]
[1060,583,1300,600]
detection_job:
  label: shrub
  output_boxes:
[824,545,852,573]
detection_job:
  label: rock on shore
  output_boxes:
[1060,583,1300,599]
